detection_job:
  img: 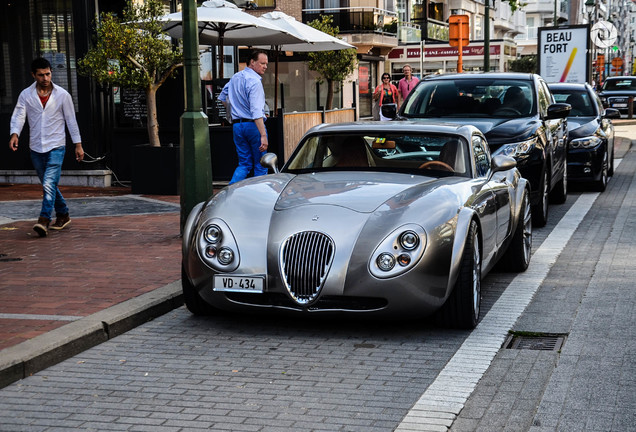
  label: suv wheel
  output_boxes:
[594,150,609,192]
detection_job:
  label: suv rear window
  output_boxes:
[402,78,535,118]
[602,78,636,91]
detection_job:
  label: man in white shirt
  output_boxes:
[9,57,84,237]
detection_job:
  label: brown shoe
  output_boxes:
[50,213,71,230]
[33,217,50,237]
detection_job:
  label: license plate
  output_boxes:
[213,275,264,293]
[612,103,627,108]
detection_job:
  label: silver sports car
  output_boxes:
[182,122,532,328]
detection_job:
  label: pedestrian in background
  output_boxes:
[219,50,270,184]
[9,57,84,237]
[398,64,419,106]
[373,73,399,121]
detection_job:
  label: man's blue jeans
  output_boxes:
[229,122,268,185]
[30,146,69,220]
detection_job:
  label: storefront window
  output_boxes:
[0,0,78,113]
[358,61,373,118]
[36,0,79,108]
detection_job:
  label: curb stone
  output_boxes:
[0,281,182,389]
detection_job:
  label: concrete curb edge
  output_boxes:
[0,281,183,389]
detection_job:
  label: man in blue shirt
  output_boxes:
[219,50,269,184]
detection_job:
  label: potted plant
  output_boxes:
[78,0,183,194]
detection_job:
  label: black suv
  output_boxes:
[598,76,636,116]
[398,73,570,226]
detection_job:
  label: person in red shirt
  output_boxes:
[373,73,399,121]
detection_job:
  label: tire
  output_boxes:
[594,149,609,192]
[182,265,216,316]
[549,160,567,204]
[437,220,481,329]
[532,169,549,228]
[498,189,532,272]
[608,145,615,177]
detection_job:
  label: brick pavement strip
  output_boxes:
[0,281,182,388]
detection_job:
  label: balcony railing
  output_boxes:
[302,7,398,37]
[399,21,421,44]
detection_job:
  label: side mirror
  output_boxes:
[490,155,517,176]
[603,108,621,119]
[260,152,279,174]
[546,103,571,120]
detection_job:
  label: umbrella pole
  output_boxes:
[274,48,279,116]
[218,36,224,79]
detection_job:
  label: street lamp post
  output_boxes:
[180,0,213,232]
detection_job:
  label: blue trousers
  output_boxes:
[30,146,69,220]
[229,122,268,185]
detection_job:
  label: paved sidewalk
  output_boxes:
[450,122,636,431]
[1,120,635,399]
[0,185,184,387]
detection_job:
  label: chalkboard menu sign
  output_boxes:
[207,78,231,125]
[116,88,147,127]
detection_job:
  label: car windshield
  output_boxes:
[401,78,535,118]
[284,132,472,178]
[602,78,636,91]
[551,89,596,116]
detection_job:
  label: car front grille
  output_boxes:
[280,231,334,305]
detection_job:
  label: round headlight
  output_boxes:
[204,225,222,243]
[399,231,419,250]
[377,253,396,271]
[217,247,234,265]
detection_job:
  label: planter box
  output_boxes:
[131,144,179,195]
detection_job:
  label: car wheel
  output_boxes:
[532,169,549,228]
[437,220,481,329]
[182,264,216,315]
[608,145,615,177]
[498,189,532,272]
[594,150,609,192]
[549,160,567,204]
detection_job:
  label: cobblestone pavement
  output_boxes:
[0,124,634,431]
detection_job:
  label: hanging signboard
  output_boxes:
[538,25,591,84]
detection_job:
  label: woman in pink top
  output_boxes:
[398,64,419,106]
[373,73,399,121]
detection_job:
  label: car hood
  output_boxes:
[274,172,437,213]
[565,117,598,139]
[401,117,538,149]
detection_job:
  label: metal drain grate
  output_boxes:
[504,333,566,351]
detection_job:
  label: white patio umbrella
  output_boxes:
[157,0,305,77]
[254,11,356,112]
[254,11,355,52]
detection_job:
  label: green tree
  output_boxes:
[509,55,537,73]
[503,0,527,13]
[307,15,358,110]
[78,0,182,147]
